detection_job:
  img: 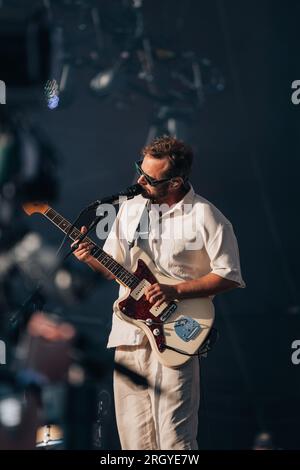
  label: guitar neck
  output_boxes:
[43,206,138,289]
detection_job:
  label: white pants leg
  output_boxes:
[113,339,200,450]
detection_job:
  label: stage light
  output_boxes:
[0,397,22,428]
[48,95,60,110]
[55,270,72,290]
[90,68,116,96]
[44,79,60,110]
[44,63,74,110]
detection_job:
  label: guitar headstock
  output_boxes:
[22,202,50,216]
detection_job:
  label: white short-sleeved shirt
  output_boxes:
[103,185,245,348]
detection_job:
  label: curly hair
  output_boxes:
[142,135,193,181]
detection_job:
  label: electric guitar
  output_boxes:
[23,203,215,368]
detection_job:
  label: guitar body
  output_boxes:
[116,246,215,368]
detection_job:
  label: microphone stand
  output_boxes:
[66,193,125,251]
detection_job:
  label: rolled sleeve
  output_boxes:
[207,223,245,288]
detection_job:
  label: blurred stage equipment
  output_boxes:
[2,231,100,322]
[0,109,60,344]
[0,111,59,208]
[89,48,224,110]
[44,79,60,109]
[93,389,112,449]
[0,1,224,117]
[87,1,225,139]
[0,5,63,108]
[0,311,75,450]
[0,0,226,124]
[252,431,275,450]
[0,1,60,316]
[36,424,63,449]
[0,310,150,450]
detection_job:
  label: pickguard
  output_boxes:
[118,258,169,351]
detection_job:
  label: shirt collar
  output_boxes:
[150,184,195,218]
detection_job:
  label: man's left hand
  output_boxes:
[144,283,178,307]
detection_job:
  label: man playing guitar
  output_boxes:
[72,135,245,450]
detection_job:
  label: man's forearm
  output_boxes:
[175,273,240,299]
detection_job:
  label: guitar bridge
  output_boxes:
[174,317,201,342]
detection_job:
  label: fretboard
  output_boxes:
[44,206,139,289]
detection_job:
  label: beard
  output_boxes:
[140,183,169,203]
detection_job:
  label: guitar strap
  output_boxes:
[127,200,150,251]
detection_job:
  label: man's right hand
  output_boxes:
[71,226,94,264]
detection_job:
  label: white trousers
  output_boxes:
[113,338,200,450]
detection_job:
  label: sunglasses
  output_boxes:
[135,160,173,187]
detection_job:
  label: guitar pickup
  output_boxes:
[130,279,151,301]
[160,302,177,322]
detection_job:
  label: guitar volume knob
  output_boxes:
[153,328,160,336]
[146,318,153,326]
